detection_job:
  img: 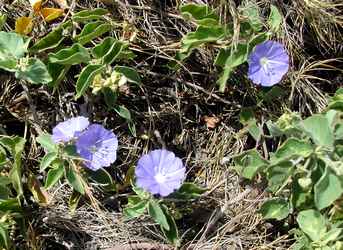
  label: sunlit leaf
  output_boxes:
[240,1,263,32]
[49,43,90,65]
[30,21,72,52]
[36,133,58,153]
[72,8,108,23]
[314,166,343,210]
[15,17,33,35]
[15,58,52,84]
[41,8,64,22]
[160,204,179,246]
[28,173,49,205]
[0,14,7,31]
[268,5,282,32]
[180,4,219,26]
[66,167,85,195]
[148,200,169,230]
[303,114,334,147]
[75,64,106,99]
[259,198,290,220]
[75,21,112,45]
[113,66,141,85]
[124,200,148,220]
[45,162,64,189]
[69,190,82,214]
[297,209,327,242]
[29,0,42,12]
[0,31,30,59]
[181,25,225,54]
[215,44,249,92]
[92,37,128,65]
[40,152,58,171]
[233,149,268,180]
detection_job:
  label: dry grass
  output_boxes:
[0,0,342,249]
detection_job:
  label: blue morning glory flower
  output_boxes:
[135,149,186,197]
[248,40,289,87]
[52,116,89,143]
[75,124,118,171]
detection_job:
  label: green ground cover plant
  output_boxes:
[0,0,342,249]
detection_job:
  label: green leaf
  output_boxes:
[45,162,64,189]
[181,25,225,54]
[296,209,327,242]
[30,21,72,52]
[0,57,17,72]
[92,37,128,65]
[268,5,282,32]
[0,136,25,196]
[240,1,263,32]
[15,58,52,84]
[0,198,21,213]
[271,138,313,164]
[49,43,90,65]
[215,44,249,92]
[0,31,30,59]
[303,114,334,147]
[0,224,10,249]
[114,105,132,121]
[321,228,342,245]
[124,200,148,220]
[87,168,113,185]
[40,152,58,171]
[160,204,179,246]
[75,21,112,45]
[113,66,141,85]
[128,122,136,138]
[259,198,290,220]
[180,4,219,26]
[239,107,255,125]
[75,64,106,99]
[0,14,7,31]
[148,200,170,230]
[36,133,58,153]
[266,161,294,193]
[72,8,108,22]
[233,149,268,180]
[47,63,70,88]
[314,166,343,210]
[328,88,343,111]
[69,190,82,214]
[132,185,150,200]
[171,182,206,199]
[102,87,118,108]
[291,179,312,209]
[66,167,85,195]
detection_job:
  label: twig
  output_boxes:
[199,187,252,240]
[105,242,173,250]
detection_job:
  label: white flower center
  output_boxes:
[90,145,98,153]
[260,57,269,69]
[154,172,167,184]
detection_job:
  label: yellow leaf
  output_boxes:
[41,8,64,22]
[15,16,33,35]
[29,0,42,13]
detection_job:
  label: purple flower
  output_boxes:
[135,149,186,197]
[75,124,118,171]
[52,116,89,143]
[248,40,289,87]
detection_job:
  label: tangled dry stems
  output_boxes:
[0,0,342,249]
